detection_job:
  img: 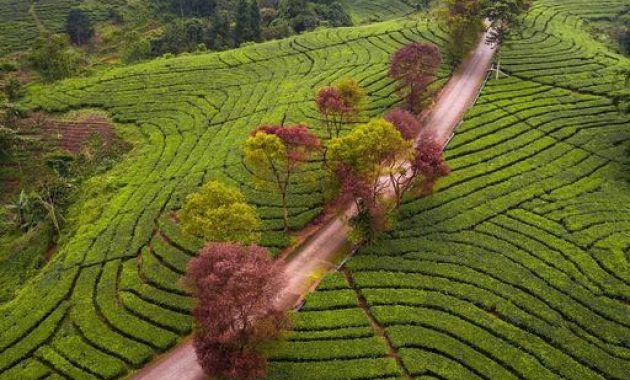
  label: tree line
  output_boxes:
[171,1,534,379]
[22,0,358,82]
[178,38,448,380]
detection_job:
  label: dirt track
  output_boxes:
[132,29,496,380]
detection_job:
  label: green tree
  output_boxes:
[328,118,412,197]
[3,76,23,102]
[209,10,233,50]
[327,118,413,241]
[250,0,262,41]
[279,0,308,19]
[244,125,320,232]
[235,0,261,44]
[336,78,367,114]
[66,9,94,45]
[168,0,217,17]
[121,32,151,63]
[178,181,261,244]
[439,0,484,68]
[481,0,532,79]
[234,0,251,44]
[29,34,83,82]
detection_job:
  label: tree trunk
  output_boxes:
[281,192,289,233]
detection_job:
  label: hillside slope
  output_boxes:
[265,2,630,379]
[0,17,450,379]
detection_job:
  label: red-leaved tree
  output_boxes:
[389,43,441,114]
[316,86,352,139]
[385,108,421,140]
[413,139,451,194]
[388,138,451,207]
[183,243,289,380]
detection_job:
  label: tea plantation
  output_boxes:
[0,0,114,56]
[0,18,451,379]
[267,1,630,379]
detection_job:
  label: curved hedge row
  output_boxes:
[268,2,630,378]
[0,17,449,379]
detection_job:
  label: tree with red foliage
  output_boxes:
[389,43,441,113]
[316,86,352,139]
[244,124,321,232]
[328,119,413,241]
[385,108,420,140]
[412,139,451,194]
[333,163,390,241]
[183,243,289,380]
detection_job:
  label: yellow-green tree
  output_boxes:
[439,0,484,69]
[178,181,261,244]
[336,78,367,115]
[327,118,413,240]
[244,124,320,232]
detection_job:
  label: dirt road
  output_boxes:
[133,30,495,380]
[419,29,495,146]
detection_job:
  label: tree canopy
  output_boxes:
[389,42,441,113]
[244,124,320,232]
[66,9,94,45]
[178,181,261,244]
[183,242,289,379]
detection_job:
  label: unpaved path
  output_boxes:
[132,30,495,380]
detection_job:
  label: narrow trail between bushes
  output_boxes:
[132,29,495,380]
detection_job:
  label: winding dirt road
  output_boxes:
[132,29,495,380]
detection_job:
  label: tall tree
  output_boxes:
[481,0,532,79]
[389,43,441,113]
[316,86,351,139]
[250,0,263,42]
[29,33,83,81]
[336,78,367,116]
[316,79,365,140]
[170,0,217,17]
[183,243,289,380]
[412,139,451,194]
[66,9,94,45]
[178,181,261,244]
[244,124,320,232]
[439,0,484,68]
[327,119,413,240]
[209,10,233,50]
[235,0,260,44]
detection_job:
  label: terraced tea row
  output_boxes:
[267,3,630,379]
[0,0,111,56]
[341,0,417,24]
[0,19,451,379]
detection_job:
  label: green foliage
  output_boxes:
[336,78,367,113]
[3,77,23,102]
[0,17,450,379]
[235,0,262,45]
[439,0,484,67]
[65,9,94,45]
[179,181,262,244]
[328,119,409,181]
[0,223,50,303]
[270,3,630,379]
[122,32,152,63]
[28,33,83,82]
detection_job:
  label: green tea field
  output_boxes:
[266,1,630,379]
[1,0,629,379]
[0,17,451,379]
